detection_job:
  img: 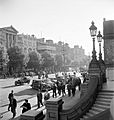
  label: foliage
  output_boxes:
[41,52,55,69]
[54,54,63,71]
[27,51,41,71]
[0,46,9,67]
[7,47,24,72]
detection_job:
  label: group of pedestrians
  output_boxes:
[7,89,51,118]
[6,72,81,119]
[8,90,17,118]
[67,77,76,97]
[52,72,82,98]
[7,90,31,119]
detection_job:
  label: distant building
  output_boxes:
[36,38,56,56]
[46,39,53,44]
[17,34,37,54]
[0,25,18,49]
[73,45,85,62]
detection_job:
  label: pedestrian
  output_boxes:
[67,82,71,97]
[71,84,76,97]
[37,89,43,109]
[8,90,14,111]
[61,82,66,96]
[10,95,17,118]
[57,82,62,96]
[52,83,57,98]
[20,99,31,113]
[44,89,50,105]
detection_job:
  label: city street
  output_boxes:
[0,76,37,107]
[0,74,81,120]
[0,76,41,120]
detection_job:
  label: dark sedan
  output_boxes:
[15,77,30,86]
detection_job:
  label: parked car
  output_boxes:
[31,79,52,92]
[15,77,30,86]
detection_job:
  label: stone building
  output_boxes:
[17,34,37,54]
[0,25,18,49]
[103,19,114,80]
[73,45,85,62]
[36,38,56,56]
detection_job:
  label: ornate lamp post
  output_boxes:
[89,21,97,60]
[88,21,101,86]
[97,31,102,60]
[97,31,106,82]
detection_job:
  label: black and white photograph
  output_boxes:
[0,0,114,120]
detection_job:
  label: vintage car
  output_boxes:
[15,77,30,86]
[31,79,52,92]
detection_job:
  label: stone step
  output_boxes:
[98,91,114,96]
[80,118,84,120]
[89,109,100,115]
[95,100,110,106]
[86,112,94,117]
[91,106,105,112]
[96,98,111,103]
[97,94,113,99]
[94,103,110,109]
[101,89,114,93]
[83,115,89,119]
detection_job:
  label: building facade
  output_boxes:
[103,19,114,80]
[17,34,37,54]
[0,25,18,49]
[73,45,85,63]
[36,38,56,56]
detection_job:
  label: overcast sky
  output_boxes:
[0,0,114,55]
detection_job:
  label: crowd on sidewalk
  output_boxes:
[1,71,87,119]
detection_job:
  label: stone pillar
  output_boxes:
[11,34,13,47]
[20,110,44,120]
[46,97,64,120]
[80,83,88,97]
[88,58,102,89]
[7,33,9,49]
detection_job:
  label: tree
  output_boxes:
[0,46,9,75]
[7,47,24,74]
[54,54,63,72]
[0,45,9,67]
[27,51,41,72]
[41,52,55,72]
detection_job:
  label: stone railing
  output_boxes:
[84,108,111,120]
[59,75,99,120]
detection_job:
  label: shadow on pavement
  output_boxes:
[14,88,38,96]
[8,116,20,120]
[2,85,17,88]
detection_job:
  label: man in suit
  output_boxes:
[8,90,14,111]
[10,95,17,118]
[37,89,43,108]
[20,99,31,113]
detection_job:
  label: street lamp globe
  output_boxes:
[97,30,103,60]
[89,21,97,37]
[97,31,102,43]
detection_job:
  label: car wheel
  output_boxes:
[15,82,17,86]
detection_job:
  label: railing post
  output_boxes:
[80,83,88,97]
[46,97,64,120]
[20,110,44,120]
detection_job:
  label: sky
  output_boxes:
[0,0,114,56]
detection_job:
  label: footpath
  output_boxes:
[0,88,81,120]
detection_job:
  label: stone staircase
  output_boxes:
[80,88,114,120]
